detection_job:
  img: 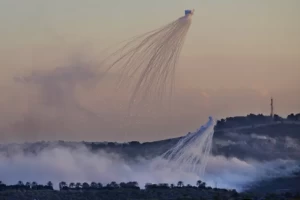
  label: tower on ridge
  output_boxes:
[270,97,274,118]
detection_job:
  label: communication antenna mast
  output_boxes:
[270,97,274,118]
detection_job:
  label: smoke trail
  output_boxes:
[100,12,193,109]
[153,117,215,178]
[14,59,101,117]
[9,58,109,141]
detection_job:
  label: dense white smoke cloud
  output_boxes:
[204,156,299,190]
[0,144,299,192]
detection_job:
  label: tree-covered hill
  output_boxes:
[1,113,299,161]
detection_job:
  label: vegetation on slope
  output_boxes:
[1,180,299,200]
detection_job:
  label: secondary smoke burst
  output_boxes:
[100,11,193,108]
[153,117,215,178]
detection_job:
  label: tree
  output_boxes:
[145,183,153,190]
[97,182,103,189]
[200,182,206,188]
[129,141,140,145]
[177,181,184,187]
[82,182,90,190]
[196,180,202,187]
[18,181,24,186]
[158,183,169,189]
[90,182,98,189]
[216,119,226,129]
[47,181,53,187]
[295,113,300,121]
[75,182,82,190]
[108,181,119,189]
[121,181,140,189]
[0,181,6,191]
[287,113,296,121]
[31,182,38,190]
[46,181,54,190]
[130,181,139,188]
[69,182,75,189]
[59,181,67,190]
[25,182,31,189]
[273,114,282,122]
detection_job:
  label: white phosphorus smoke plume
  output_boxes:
[100,10,193,109]
[153,116,215,178]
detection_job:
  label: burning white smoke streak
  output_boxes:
[100,13,193,108]
[153,117,215,178]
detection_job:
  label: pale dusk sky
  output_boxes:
[0,0,299,143]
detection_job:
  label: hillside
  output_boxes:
[1,113,300,196]
[1,114,300,161]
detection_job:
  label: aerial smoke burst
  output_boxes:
[153,117,215,178]
[100,11,193,108]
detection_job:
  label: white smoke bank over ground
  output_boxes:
[0,144,299,192]
[204,156,299,190]
[0,146,198,188]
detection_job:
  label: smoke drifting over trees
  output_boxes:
[1,118,299,193]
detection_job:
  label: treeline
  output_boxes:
[1,180,300,200]
[0,181,53,191]
[58,181,140,191]
[286,113,300,121]
[215,113,300,130]
[0,180,219,192]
